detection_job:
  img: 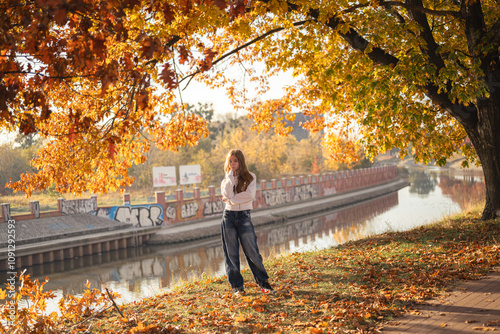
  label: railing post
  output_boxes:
[193,187,200,199]
[156,191,166,207]
[91,195,98,209]
[123,193,131,205]
[208,185,216,199]
[1,203,11,222]
[30,201,40,219]
[57,198,64,213]
[176,189,183,202]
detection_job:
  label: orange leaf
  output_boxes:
[213,0,226,10]
[54,8,68,25]
[160,64,178,89]
[252,305,265,312]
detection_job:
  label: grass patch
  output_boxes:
[70,204,500,333]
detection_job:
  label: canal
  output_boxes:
[4,167,486,309]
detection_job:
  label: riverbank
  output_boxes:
[148,178,409,245]
[8,201,498,333]
[0,177,408,270]
[376,152,484,174]
[85,205,500,333]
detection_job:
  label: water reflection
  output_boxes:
[439,174,486,210]
[21,192,399,303]
[408,168,438,195]
[3,167,486,308]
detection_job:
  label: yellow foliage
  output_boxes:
[2,0,496,196]
[322,132,361,165]
[0,272,120,333]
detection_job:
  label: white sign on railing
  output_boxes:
[153,166,177,187]
[179,165,201,185]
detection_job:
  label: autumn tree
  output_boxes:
[1,0,499,219]
[1,0,212,196]
[0,143,34,195]
[201,0,500,219]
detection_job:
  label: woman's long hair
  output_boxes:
[224,149,254,193]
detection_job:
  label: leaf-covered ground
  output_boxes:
[80,209,499,333]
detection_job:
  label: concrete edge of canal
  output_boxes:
[147,178,410,245]
[0,178,409,268]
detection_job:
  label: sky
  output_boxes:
[0,65,297,145]
[177,65,298,119]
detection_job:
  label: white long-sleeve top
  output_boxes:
[220,171,256,211]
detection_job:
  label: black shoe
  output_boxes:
[232,287,245,295]
[259,281,274,294]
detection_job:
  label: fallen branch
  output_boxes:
[105,287,125,318]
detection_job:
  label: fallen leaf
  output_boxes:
[484,321,499,326]
[233,313,250,322]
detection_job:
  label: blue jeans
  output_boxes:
[221,210,269,289]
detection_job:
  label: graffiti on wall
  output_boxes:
[203,200,224,216]
[93,204,164,227]
[163,202,203,222]
[165,205,176,220]
[61,198,97,215]
[293,184,316,201]
[323,187,337,196]
[181,202,199,219]
[261,185,317,207]
[262,189,291,206]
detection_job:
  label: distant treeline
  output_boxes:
[0,107,371,195]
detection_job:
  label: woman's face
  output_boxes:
[229,155,239,174]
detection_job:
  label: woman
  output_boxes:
[220,149,274,294]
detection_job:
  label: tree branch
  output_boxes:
[287,0,476,126]
[382,3,406,24]
[488,18,500,46]
[406,0,446,69]
[463,0,487,52]
[179,20,310,85]
[0,70,94,79]
[314,12,399,67]
[339,1,460,18]
[379,1,461,18]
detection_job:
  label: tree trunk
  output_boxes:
[460,0,500,220]
[463,91,500,220]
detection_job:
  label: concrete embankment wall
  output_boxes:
[152,165,400,227]
[147,177,409,245]
[0,214,160,269]
[0,166,404,267]
[0,165,399,228]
